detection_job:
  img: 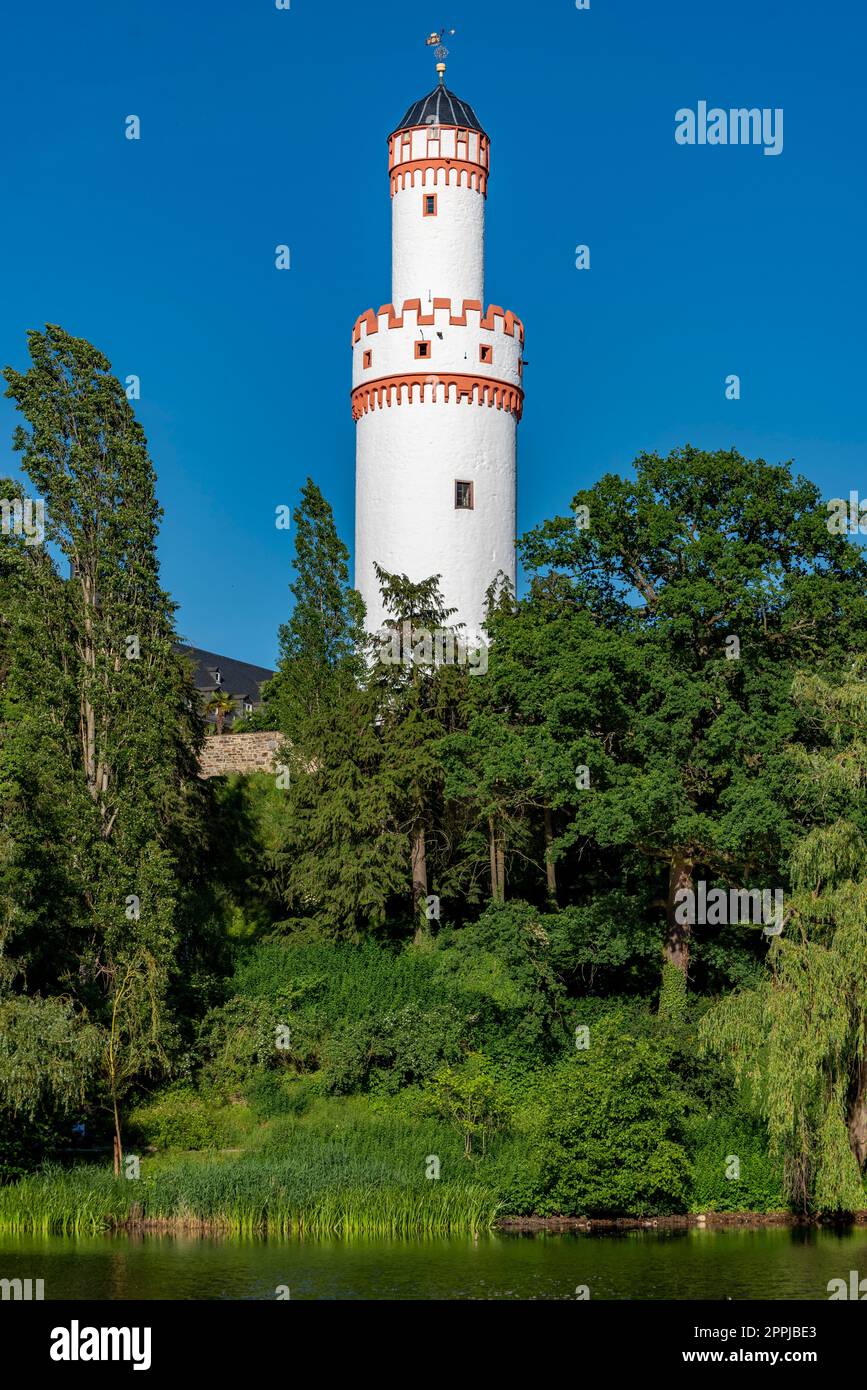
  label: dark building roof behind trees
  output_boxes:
[392,86,487,137]
[176,645,275,703]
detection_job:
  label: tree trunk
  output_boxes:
[544,806,558,903]
[658,851,694,1017]
[848,1057,867,1169]
[664,851,693,980]
[412,821,428,943]
[488,817,499,902]
[488,818,505,902]
[79,571,98,797]
[496,835,505,904]
[112,1103,123,1178]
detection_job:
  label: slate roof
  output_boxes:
[392,86,487,137]
[176,645,275,701]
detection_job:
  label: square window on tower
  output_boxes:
[415,341,431,360]
[363,350,372,369]
[455,480,474,510]
[423,194,437,217]
[479,344,493,365]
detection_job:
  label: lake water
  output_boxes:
[2,1227,866,1300]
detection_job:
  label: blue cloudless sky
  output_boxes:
[1,0,864,666]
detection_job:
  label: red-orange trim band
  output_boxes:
[391,160,488,196]
[351,373,524,422]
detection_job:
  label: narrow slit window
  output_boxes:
[415,341,431,360]
[479,344,493,365]
[455,480,474,510]
[423,194,437,217]
[363,350,372,369]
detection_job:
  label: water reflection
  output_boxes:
[2,1227,867,1300]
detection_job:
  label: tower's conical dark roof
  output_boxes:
[392,86,486,137]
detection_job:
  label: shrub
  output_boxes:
[487,1135,548,1215]
[532,1014,691,1216]
[325,1002,466,1097]
[434,901,566,1059]
[423,1054,506,1157]
[685,1113,785,1212]
[127,1086,221,1152]
[245,1072,315,1120]
[545,894,661,995]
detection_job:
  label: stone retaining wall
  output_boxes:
[199,732,281,779]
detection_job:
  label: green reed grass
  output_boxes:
[0,1165,129,1236]
[0,1156,499,1237]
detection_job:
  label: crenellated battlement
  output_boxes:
[352,299,524,346]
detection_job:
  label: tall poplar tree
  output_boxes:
[1,325,205,1169]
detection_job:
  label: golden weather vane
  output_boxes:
[425,26,456,83]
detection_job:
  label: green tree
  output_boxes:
[371,566,466,937]
[266,483,406,937]
[264,476,365,730]
[426,1053,504,1157]
[100,947,170,1174]
[700,660,867,1211]
[1,325,207,1165]
[439,587,632,908]
[521,446,867,1012]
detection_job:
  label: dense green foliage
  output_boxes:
[701,662,867,1211]
[0,327,225,1174]
[3,326,866,1222]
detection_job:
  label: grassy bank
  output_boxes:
[0,928,806,1226]
[0,1085,796,1234]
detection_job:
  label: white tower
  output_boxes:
[353,57,524,640]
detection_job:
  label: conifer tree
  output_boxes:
[265,477,365,729]
[371,565,467,937]
[266,483,406,937]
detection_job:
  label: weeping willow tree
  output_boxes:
[700,659,867,1212]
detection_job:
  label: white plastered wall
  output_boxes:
[355,396,517,639]
[392,171,485,307]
